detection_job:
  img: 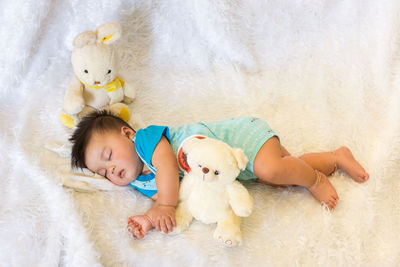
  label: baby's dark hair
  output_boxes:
[69,110,134,169]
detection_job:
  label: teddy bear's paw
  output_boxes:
[173,208,192,234]
[174,220,190,233]
[213,227,242,247]
[123,83,136,99]
[124,90,136,100]
[170,217,191,235]
[170,225,185,235]
[64,93,85,114]
[233,204,253,218]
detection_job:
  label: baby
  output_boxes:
[70,110,369,239]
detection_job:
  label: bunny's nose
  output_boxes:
[202,167,209,174]
[94,81,100,85]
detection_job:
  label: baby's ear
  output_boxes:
[96,22,121,44]
[121,126,135,139]
[73,31,97,48]
[231,148,248,171]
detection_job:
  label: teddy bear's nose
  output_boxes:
[202,167,209,174]
[94,81,100,85]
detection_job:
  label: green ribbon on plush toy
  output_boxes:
[83,77,125,92]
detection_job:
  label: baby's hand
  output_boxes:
[127,215,153,239]
[146,204,176,234]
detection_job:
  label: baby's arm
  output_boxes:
[127,136,179,238]
[151,136,180,206]
[145,136,179,233]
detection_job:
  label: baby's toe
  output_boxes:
[357,173,369,183]
[327,197,337,210]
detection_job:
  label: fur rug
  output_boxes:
[1,0,400,266]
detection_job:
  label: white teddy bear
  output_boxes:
[60,22,136,128]
[174,136,254,247]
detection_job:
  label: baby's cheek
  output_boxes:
[107,176,120,185]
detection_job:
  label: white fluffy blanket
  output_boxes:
[1,0,400,266]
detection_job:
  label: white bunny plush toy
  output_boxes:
[174,136,254,247]
[60,22,135,128]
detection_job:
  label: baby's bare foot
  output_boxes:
[127,215,154,239]
[308,171,339,210]
[334,147,369,183]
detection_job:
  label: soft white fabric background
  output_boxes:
[1,0,400,266]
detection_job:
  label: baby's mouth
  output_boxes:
[119,169,125,178]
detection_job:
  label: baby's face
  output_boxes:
[85,127,143,186]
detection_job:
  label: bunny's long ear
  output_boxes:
[232,148,248,171]
[96,22,121,44]
[73,31,97,48]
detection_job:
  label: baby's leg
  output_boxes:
[299,147,369,182]
[254,137,339,209]
[127,215,154,239]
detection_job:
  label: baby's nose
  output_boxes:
[202,167,209,174]
[108,165,115,174]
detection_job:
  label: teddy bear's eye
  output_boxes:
[107,69,112,74]
[198,164,202,168]
[84,69,88,74]
[214,170,219,175]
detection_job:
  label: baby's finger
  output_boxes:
[170,214,177,227]
[158,220,167,234]
[128,221,138,230]
[139,228,147,239]
[165,218,173,233]
[127,222,137,234]
[133,228,141,238]
[154,219,161,232]
[135,232,144,239]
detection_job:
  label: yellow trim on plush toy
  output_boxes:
[83,78,125,92]
[60,114,75,128]
[101,34,114,43]
[118,106,130,123]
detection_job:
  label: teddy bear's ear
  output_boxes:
[181,138,198,154]
[181,136,205,152]
[232,148,248,171]
[96,22,121,44]
[73,31,97,48]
